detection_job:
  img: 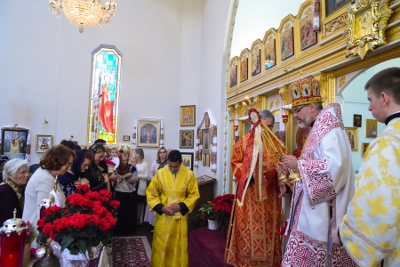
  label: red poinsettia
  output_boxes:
[36,185,120,255]
[197,194,235,229]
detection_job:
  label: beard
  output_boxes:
[297,113,311,128]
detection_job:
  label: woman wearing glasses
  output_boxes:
[23,144,75,246]
[59,149,92,196]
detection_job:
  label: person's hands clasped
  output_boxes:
[170,203,181,213]
[281,155,298,171]
[162,206,175,216]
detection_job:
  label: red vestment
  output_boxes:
[225,133,282,267]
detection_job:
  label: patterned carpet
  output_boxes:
[113,236,152,267]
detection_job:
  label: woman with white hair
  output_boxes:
[0,158,29,225]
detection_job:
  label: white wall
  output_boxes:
[0,0,232,194]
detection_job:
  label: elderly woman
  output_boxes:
[0,158,29,225]
[23,144,75,231]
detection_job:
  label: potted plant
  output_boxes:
[196,194,235,231]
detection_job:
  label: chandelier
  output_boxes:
[49,0,117,33]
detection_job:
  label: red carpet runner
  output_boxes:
[113,236,151,267]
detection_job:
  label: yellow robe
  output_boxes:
[340,117,400,267]
[146,164,200,267]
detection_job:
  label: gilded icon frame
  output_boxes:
[1,127,29,159]
[345,0,393,59]
[180,105,196,127]
[181,152,194,171]
[36,134,53,153]
[137,119,161,148]
[345,127,358,151]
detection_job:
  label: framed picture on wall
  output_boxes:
[264,37,276,68]
[230,64,238,87]
[353,114,362,127]
[300,6,317,50]
[362,143,370,158]
[365,119,378,138]
[281,26,294,60]
[36,134,53,153]
[240,57,248,82]
[345,127,358,151]
[1,127,29,159]
[251,48,261,77]
[180,105,196,126]
[137,119,160,148]
[202,128,210,154]
[181,152,194,171]
[179,130,194,149]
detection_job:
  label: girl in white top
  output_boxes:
[144,147,168,227]
[135,148,149,225]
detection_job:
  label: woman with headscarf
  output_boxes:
[0,158,29,225]
[144,147,168,229]
[114,153,138,235]
[86,143,110,191]
[59,149,92,196]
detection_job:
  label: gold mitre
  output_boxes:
[289,77,322,108]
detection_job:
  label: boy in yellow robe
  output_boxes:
[333,67,400,266]
[146,149,200,267]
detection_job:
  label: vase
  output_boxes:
[207,219,219,230]
[32,244,60,267]
[55,243,104,267]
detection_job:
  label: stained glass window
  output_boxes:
[88,45,122,145]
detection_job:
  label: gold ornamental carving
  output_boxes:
[345,0,393,60]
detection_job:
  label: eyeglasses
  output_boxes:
[65,162,73,167]
[159,151,166,154]
[293,105,309,114]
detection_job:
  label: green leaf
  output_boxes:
[76,239,87,254]
[60,236,75,252]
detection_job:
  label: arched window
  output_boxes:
[88,45,122,145]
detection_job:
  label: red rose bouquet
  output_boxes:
[36,184,120,255]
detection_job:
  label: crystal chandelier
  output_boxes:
[49,0,117,33]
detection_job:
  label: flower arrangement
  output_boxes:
[36,184,120,255]
[196,194,235,229]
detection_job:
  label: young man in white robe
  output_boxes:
[280,77,357,266]
[333,67,400,267]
